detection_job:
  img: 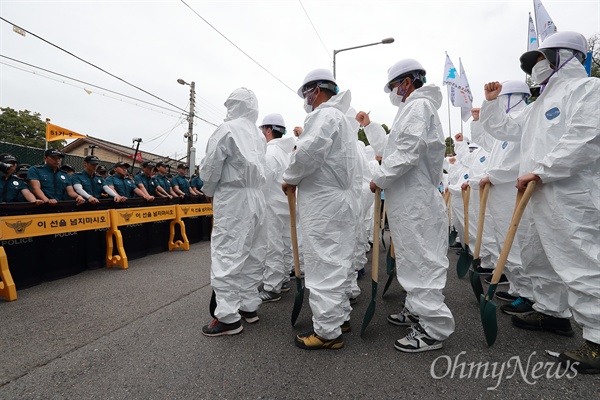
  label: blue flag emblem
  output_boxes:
[464,174,469,180]
[480,156,486,163]
[446,68,457,79]
[502,141,508,149]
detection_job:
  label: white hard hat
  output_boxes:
[499,80,532,97]
[384,59,426,93]
[260,113,286,128]
[520,31,587,74]
[297,68,338,98]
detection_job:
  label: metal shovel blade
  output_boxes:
[449,229,458,246]
[287,189,305,327]
[361,189,381,337]
[382,268,396,297]
[470,258,484,301]
[291,278,305,326]
[456,244,473,278]
[360,280,378,337]
[480,284,499,346]
[383,243,396,297]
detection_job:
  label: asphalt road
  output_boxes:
[0,235,597,399]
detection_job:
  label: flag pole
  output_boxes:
[45,118,50,150]
[446,86,452,144]
[532,1,541,44]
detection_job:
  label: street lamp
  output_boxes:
[177,78,196,178]
[332,37,394,79]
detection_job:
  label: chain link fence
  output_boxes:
[0,141,141,174]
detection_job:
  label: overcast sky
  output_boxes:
[1,0,598,164]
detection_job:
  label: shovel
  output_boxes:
[380,200,387,250]
[361,189,382,336]
[480,181,536,346]
[447,193,458,246]
[287,189,305,326]
[469,183,490,301]
[456,186,472,278]
[382,238,396,297]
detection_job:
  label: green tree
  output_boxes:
[588,33,600,78]
[358,123,390,146]
[0,107,65,148]
[445,136,455,156]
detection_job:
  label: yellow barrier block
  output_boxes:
[178,203,213,218]
[113,206,176,226]
[0,210,111,302]
[0,247,17,301]
[0,211,110,240]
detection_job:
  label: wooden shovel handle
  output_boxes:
[287,190,301,279]
[372,189,382,282]
[488,181,537,287]
[462,186,470,246]
[473,183,490,259]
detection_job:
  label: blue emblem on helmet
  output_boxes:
[464,174,469,180]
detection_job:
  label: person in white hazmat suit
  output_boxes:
[282,69,359,350]
[199,88,268,337]
[446,134,470,249]
[258,113,296,303]
[344,107,373,304]
[470,81,535,312]
[481,31,600,373]
[365,59,455,353]
[461,142,498,275]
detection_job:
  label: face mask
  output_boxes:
[531,59,553,85]
[303,89,316,114]
[389,87,403,107]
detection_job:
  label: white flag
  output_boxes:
[528,13,538,51]
[442,53,460,88]
[443,53,471,110]
[458,59,473,121]
[534,0,557,42]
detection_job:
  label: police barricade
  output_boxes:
[0,198,212,301]
[106,201,213,270]
[0,208,111,301]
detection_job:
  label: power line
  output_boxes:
[0,55,219,127]
[0,16,188,115]
[0,60,185,119]
[1,54,184,115]
[179,0,296,94]
[298,0,331,60]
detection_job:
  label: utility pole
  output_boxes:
[178,79,195,178]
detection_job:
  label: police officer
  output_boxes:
[60,164,75,177]
[154,162,174,198]
[0,154,41,203]
[27,149,85,205]
[135,161,169,199]
[16,164,30,180]
[96,165,108,179]
[106,162,152,200]
[172,164,193,196]
[72,155,125,203]
[190,173,204,196]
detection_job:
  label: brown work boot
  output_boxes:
[511,311,574,337]
[559,341,600,374]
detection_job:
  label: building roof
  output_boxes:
[61,136,183,166]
